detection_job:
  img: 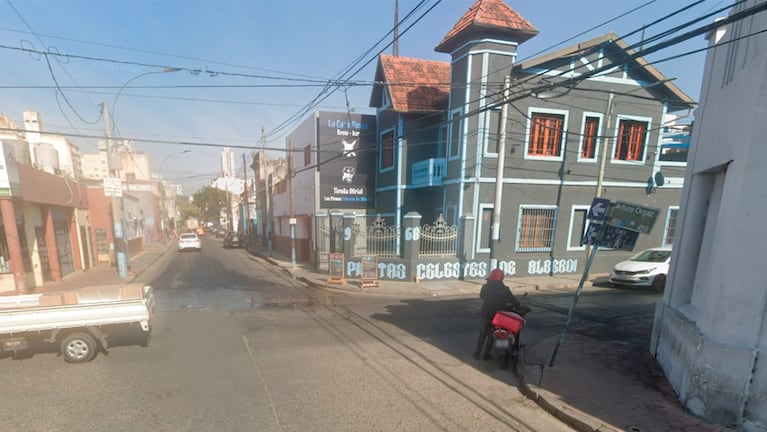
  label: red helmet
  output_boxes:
[487,268,505,281]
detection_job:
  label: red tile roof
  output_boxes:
[436,0,537,52]
[376,55,450,113]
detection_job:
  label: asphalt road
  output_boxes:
[0,236,659,431]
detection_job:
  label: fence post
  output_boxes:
[459,214,476,280]
[343,213,356,262]
[402,212,421,280]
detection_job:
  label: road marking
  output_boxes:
[242,335,284,432]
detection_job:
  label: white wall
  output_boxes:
[651,3,767,428]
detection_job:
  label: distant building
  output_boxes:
[221,147,236,177]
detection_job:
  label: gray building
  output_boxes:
[368,0,695,278]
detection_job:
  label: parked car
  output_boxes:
[223,231,241,248]
[609,247,672,290]
[178,233,202,252]
[214,227,226,238]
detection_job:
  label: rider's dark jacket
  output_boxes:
[479,280,521,319]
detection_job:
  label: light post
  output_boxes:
[104,66,181,278]
[159,150,191,242]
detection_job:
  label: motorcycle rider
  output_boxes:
[473,268,522,361]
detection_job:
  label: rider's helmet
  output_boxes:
[487,268,505,281]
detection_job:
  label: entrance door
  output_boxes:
[34,227,52,282]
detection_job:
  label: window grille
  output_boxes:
[581,117,600,159]
[528,113,564,157]
[664,208,679,247]
[615,119,648,161]
[517,207,557,252]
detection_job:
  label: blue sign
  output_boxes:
[583,222,639,251]
[587,198,611,222]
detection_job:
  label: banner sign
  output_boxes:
[317,113,376,209]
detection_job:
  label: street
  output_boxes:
[0,235,663,432]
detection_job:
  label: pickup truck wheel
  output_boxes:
[61,332,98,363]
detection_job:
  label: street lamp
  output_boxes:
[159,150,191,242]
[104,66,181,279]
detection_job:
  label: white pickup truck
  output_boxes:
[0,283,154,363]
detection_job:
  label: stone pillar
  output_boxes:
[342,213,356,262]
[69,209,83,271]
[402,212,421,279]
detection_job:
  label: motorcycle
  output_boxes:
[490,304,531,369]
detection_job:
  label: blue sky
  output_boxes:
[0,0,720,193]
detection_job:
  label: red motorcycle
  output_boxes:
[490,305,530,369]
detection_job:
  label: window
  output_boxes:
[448,109,462,159]
[663,207,679,247]
[478,206,493,251]
[381,130,395,170]
[487,108,502,154]
[303,145,311,167]
[567,207,589,250]
[615,119,648,162]
[527,112,565,157]
[580,116,600,160]
[437,125,447,158]
[517,206,557,252]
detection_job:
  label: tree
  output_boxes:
[192,186,228,223]
[177,196,200,221]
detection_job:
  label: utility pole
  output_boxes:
[103,101,128,280]
[586,92,615,267]
[595,92,615,200]
[243,153,250,237]
[489,75,511,271]
[288,139,296,278]
[260,126,267,245]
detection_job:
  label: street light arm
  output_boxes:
[111,67,181,134]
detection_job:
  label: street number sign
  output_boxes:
[605,201,660,234]
[584,222,639,251]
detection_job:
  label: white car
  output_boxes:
[609,247,672,290]
[178,233,202,252]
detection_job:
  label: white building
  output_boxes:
[21,110,81,178]
[221,147,236,177]
[211,176,245,230]
[651,3,767,430]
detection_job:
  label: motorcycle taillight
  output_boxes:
[493,329,508,339]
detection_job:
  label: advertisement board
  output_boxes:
[317,113,376,209]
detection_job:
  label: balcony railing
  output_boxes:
[411,158,446,187]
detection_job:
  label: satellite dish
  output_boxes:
[654,171,665,187]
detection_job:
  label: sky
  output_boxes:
[0,0,725,194]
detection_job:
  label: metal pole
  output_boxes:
[103,101,128,280]
[489,75,511,270]
[549,207,611,367]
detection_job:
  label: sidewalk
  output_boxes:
[27,240,173,294]
[24,240,730,431]
[247,244,730,432]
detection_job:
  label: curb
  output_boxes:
[515,348,619,432]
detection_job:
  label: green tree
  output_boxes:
[177,196,200,221]
[192,186,228,223]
